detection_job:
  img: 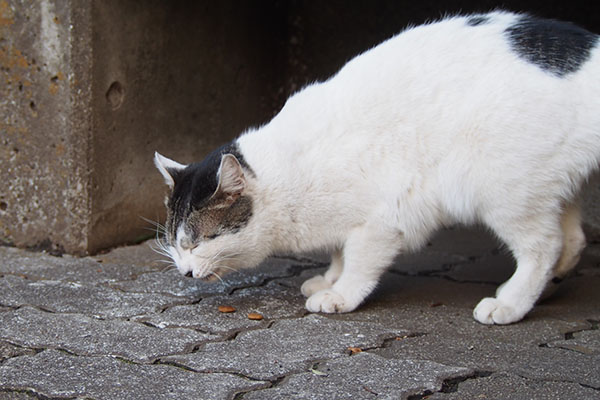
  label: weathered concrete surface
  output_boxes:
[87,0,288,252]
[0,0,288,254]
[0,229,598,399]
[0,0,92,254]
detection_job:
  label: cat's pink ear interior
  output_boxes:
[216,154,246,201]
[154,152,186,188]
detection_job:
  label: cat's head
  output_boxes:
[154,145,265,281]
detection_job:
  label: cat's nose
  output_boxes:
[185,271,193,278]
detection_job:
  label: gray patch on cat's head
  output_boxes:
[186,194,253,242]
[505,14,599,77]
[156,141,254,247]
[466,15,490,27]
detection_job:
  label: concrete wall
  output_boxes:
[2,0,600,254]
[88,1,287,252]
[0,0,92,254]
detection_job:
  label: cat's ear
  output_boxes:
[154,152,186,188]
[216,154,246,203]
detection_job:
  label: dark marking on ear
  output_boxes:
[505,15,599,77]
[551,277,563,284]
[466,15,490,27]
[163,140,253,244]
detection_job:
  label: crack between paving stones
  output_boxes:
[233,329,411,398]
[538,318,600,353]
[406,370,494,399]
[155,297,203,315]
[387,267,498,286]
[0,341,44,366]
[580,383,600,392]
[511,372,600,391]
[153,358,276,392]
[226,268,318,297]
[0,302,19,311]
[0,388,80,400]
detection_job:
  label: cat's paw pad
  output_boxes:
[301,275,332,297]
[473,297,523,325]
[306,289,352,313]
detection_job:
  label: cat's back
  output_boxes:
[241,11,600,191]
[334,11,600,105]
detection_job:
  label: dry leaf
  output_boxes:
[218,305,236,313]
[247,312,264,320]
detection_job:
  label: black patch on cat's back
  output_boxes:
[505,15,599,77]
[466,15,490,27]
[166,140,251,240]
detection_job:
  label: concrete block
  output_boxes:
[1,0,287,254]
[0,0,92,254]
[0,274,184,318]
[0,350,269,399]
[0,306,217,362]
[245,352,470,400]
[162,314,408,381]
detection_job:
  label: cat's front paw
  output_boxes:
[301,275,333,297]
[473,297,524,325]
[306,289,354,313]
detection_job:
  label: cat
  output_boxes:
[154,11,600,325]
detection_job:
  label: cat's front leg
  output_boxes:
[301,249,344,297]
[305,222,402,313]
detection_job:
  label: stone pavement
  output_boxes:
[0,228,599,399]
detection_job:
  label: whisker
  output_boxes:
[139,216,166,232]
[215,265,239,273]
[210,271,225,284]
[154,259,175,264]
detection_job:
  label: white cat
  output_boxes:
[154,11,600,325]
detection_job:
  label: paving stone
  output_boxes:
[135,282,307,335]
[0,307,217,362]
[441,253,515,284]
[163,314,409,381]
[428,371,600,399]
[546,324,600,355]
[92,240,166,267]
[0,391,38,400]
[0,341,37,363]
[0,350,268,400]
[1,232,599,398]
[0,275,184,318]
[425,227,503,256]
[111,257,319,298]
[244,352,470,400]
[374,324,600,389]
[388,250,468,276]
[0,244,163,285]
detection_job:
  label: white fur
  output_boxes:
[154,152,186,188]
[161,12,600,324]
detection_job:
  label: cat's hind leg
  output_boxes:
[540,201,586,299]
[301,249,343,297]
[474,207,565,324]
[305,221,402,313]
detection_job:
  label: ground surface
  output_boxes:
[0,228,598,399]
